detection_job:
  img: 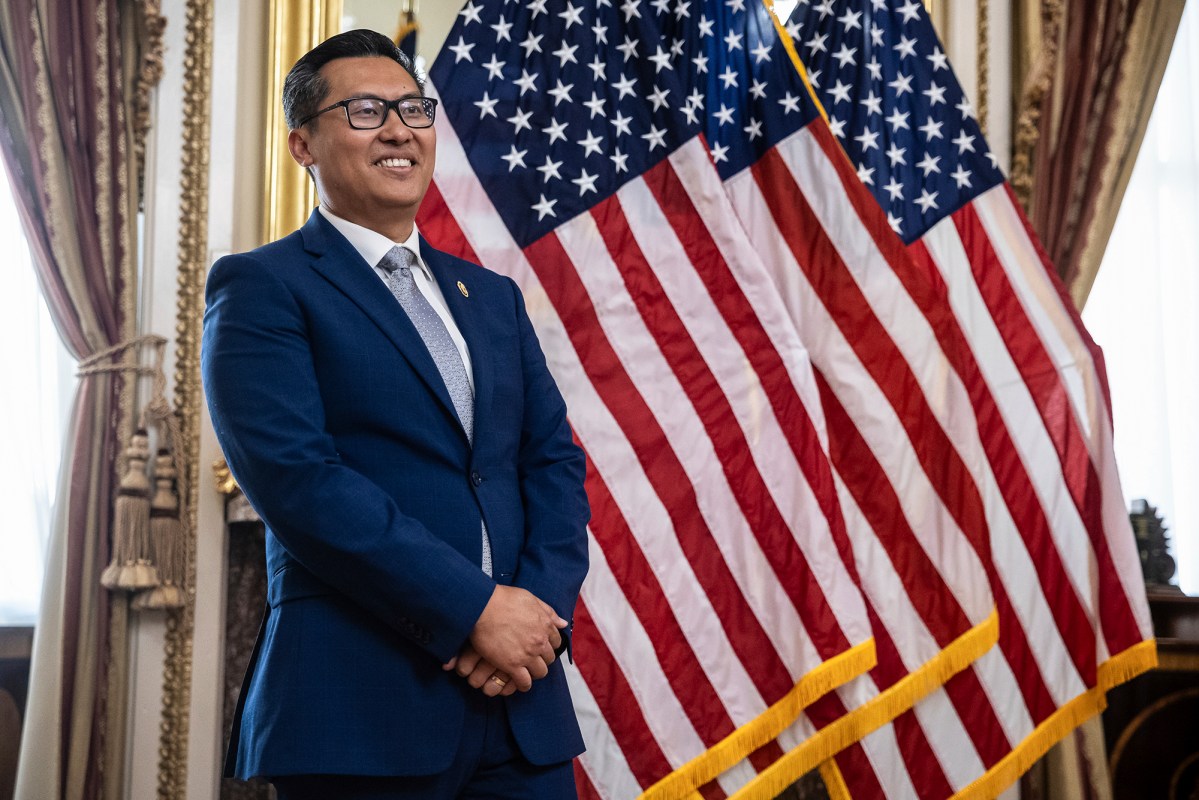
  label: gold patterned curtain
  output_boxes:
[0,0,161,797]
[1011,0,1187,308]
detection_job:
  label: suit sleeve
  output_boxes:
[505,278,591,639]
[202,253,495,664]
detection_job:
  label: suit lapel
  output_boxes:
[300,212,465,438]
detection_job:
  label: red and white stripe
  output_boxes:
[424,86,878,799]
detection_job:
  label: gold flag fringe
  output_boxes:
[86,335,190,604]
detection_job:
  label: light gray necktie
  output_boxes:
[379,246,492,576]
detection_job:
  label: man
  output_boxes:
[202,29,590,799]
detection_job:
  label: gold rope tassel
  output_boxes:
[100,429,160,590]
[134,448,184,609]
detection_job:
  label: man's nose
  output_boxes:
[377,107,412,141]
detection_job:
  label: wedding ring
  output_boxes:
[491,675,507,688]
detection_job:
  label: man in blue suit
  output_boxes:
[202,29,590,799]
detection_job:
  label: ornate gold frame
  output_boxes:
[159,0,212,795]
[263,0,342,242]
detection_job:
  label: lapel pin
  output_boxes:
[457,281,469,298]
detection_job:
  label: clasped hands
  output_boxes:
[441,584,567,698]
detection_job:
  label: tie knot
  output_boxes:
[379,246,416,275]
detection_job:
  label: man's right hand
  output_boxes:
[467,585,567,691]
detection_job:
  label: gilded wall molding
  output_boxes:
[976,0,989,138]
[262,0,342,243]
[1011,0,1064,212]
[158,0,212,794]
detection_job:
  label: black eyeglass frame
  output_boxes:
[297,95,439,130]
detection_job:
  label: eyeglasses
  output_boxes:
[298,96,438,130]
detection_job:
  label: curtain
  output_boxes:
[0,0,149,797]
[1010,0,1187,307]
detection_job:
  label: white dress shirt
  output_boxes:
[318,206,475,393]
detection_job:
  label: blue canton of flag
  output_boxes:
[785,0,1005,241]
[430,0,826,248]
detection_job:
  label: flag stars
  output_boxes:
[715,103,735,125]
[610,148,630,172]
[507,107,533,133]
[719,65,739,89]
[870,22,884,46]
[500,145,527,172]
[726,0,746,12]
[814,0,834,18]
[514,69,539,96]
[779,92,800,114]
[928,46,949,70]
[807,32,829,54]
[918,118,944,140]
[751,41,772,63]
[866,58,882,81]
[833,43,857,68]
[675,0,692,19]
[519,32,544,57]
[588,56,607,81]
[887,211,903,233]
[888,73,914,96]
[744,118,763,140]
[886,141,906,166]
[857,163,875,186]
[828,116,847,138]
[692,53,710,73]
[923,81,948,105]
[558,1,585,27]
[884,176,904,200]
[577,130,604,157]
[473,92,499,119]
[584,92,606,118]
[482,54,506,81]
[698,14,715,36]
[459,1,483,24]
[916,153,941,175]
[448,36,475,63]
[830,80,852,104]
[621,0,642,21]
[854,128,881,151]
[838,8,863,30]
[553,42,579,66]
[860,90,883,116]
[648,85,671,110]
[897,0,922,23]
[537,155,563,181]
[957,97,976,119]
[710,142,730,163]
[613,74,637,99]
[894,34,918,59]
[652,0,670,14]
[532,194,557,220]
[951,165,973,188]
[527,0,549,17]
[885,108,910,132]
[749,79,767,100]
[610,110,634,136]
[491,18,514,41]
[592,21,609,44]
[649,45,674,72]
[642,125,668,150]
[572,169,599,195]
[617,35,639,62]
[953,130,977,153]
[543,118,569,145]
[915,188,939,213]
[725,30,744,51]
[547,79,575,106]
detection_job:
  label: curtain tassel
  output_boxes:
[134,448,185,609]
[100,429,159,590]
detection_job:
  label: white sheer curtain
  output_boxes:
[0,158,74,625]
[1083,0,1199,594]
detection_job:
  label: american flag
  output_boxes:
[417,1,1157,798]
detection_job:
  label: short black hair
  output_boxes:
[282,29,424,130]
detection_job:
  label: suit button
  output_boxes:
[471,471,482,486]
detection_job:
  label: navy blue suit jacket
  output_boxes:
[202,210,590,779]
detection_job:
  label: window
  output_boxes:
[0,158,74,624]
[1083,1,1199,593]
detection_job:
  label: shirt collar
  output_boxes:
[317,206,429,280]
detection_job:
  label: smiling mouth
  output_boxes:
[376,157,413,168]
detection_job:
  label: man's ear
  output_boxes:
[288,128,314,168]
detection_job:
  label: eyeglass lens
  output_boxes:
[346,98,435,129]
